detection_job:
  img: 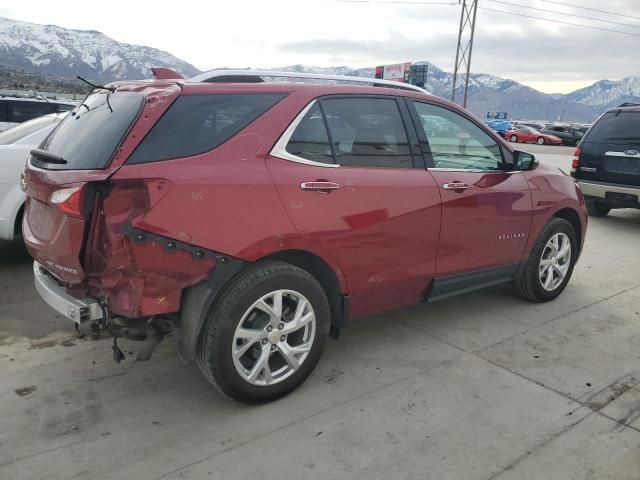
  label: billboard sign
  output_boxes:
[375,62,412,83]
[487,111,508,120]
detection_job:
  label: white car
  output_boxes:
[0,113,67,240]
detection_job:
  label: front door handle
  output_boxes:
[300,181,340,193]
[443,182,470,191]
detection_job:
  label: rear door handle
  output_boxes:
[300,181,340,192]
[443,182,470,190]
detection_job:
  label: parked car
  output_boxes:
[23,70,587,403]
[486,119,511,135]
[0,96,75,132]
[512,121,546,131]
[0,112,67,240]
[504,125,562,145]
[572,104,640,216]
[541,124,584,146]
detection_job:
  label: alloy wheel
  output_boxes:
[232,289,316,386]
[539,233,572,291]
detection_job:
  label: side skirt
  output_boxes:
[425,264,521,303]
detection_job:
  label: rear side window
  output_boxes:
[585,110,640,144]
[285,103,333,164]
[34,92,144,170]
[9,101,52,123]
[320,97,412,168]
[128,93,286,164]
[0,101,7,122]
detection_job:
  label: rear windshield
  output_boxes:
[0,115,59,145]
[127,93,286,164]
[585,110,640,144]
[32,92,144,170]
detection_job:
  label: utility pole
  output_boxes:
[451,0,479,108]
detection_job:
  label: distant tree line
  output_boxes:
[0,66,87,94]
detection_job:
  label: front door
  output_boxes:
[409,100,532,277]
[267,96,441,317]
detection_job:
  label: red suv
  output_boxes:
[23,70,587,403]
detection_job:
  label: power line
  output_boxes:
[538,0,640,22]
[478,6,640,36]
[488,0,640,30]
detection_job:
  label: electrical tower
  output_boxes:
[451,0,479,107]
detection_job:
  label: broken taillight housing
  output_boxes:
[50,185,85,218]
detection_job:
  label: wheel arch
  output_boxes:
[261,249,348,339]
[178,248,349,364]
[552,207,583,254]
[13,203,24,237]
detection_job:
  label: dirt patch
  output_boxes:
[15,385,38,397]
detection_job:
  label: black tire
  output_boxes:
[197,261,330,403]
[586,199,610,217]
[514,218,577,302]
[536,137,545,145]
[510,135,518,143]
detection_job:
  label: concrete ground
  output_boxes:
[1,144,639,480]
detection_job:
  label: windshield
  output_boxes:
[0,115,60,145]
[585,110,640,144]
[32,92,144,170]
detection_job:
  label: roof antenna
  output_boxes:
[38,94,61,114]
[76,76,115,93]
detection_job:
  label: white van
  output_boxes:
[0,96,76,132]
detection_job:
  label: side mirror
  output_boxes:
[513,150,538,170]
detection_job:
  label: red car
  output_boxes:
[23,70,587,403]
[505,125,562,145]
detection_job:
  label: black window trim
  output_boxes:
[405,98,510,172]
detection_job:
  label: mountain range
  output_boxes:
[1,16,638,122]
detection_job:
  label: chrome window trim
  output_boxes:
[269,99,340,168]
[605,150,640,158]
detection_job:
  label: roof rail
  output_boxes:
[188,70,429,94]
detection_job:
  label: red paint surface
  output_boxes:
[23,80,587,321]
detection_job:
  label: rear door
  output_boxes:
[578,109,640,187]
[267,95,441,317]
[408,100,532,277]
[22,88,179,283]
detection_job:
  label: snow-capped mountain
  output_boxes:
[564,76,640,109]
[276,61,599,122]
[0,15,634,122]
[0,16,200,82]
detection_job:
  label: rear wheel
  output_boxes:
[536,137,545,145]
[586,199,610,217]
[510,135,518,143]
[514,218,577,302]
[197,261,330,403]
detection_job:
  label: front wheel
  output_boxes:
[536,137,545,145]
[514,218,577,302]
[510,135,518,143]
[197,261,330,403]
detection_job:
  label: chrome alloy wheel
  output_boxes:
[232,289,316,386]
[539,232,572,291]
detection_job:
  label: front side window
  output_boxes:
[412,101,503,171]
[320,97,412,168]
[285,103,333,164]
[128,93,286,164]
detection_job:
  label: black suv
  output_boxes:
[572,105,640,216]
[542,124,584,146]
